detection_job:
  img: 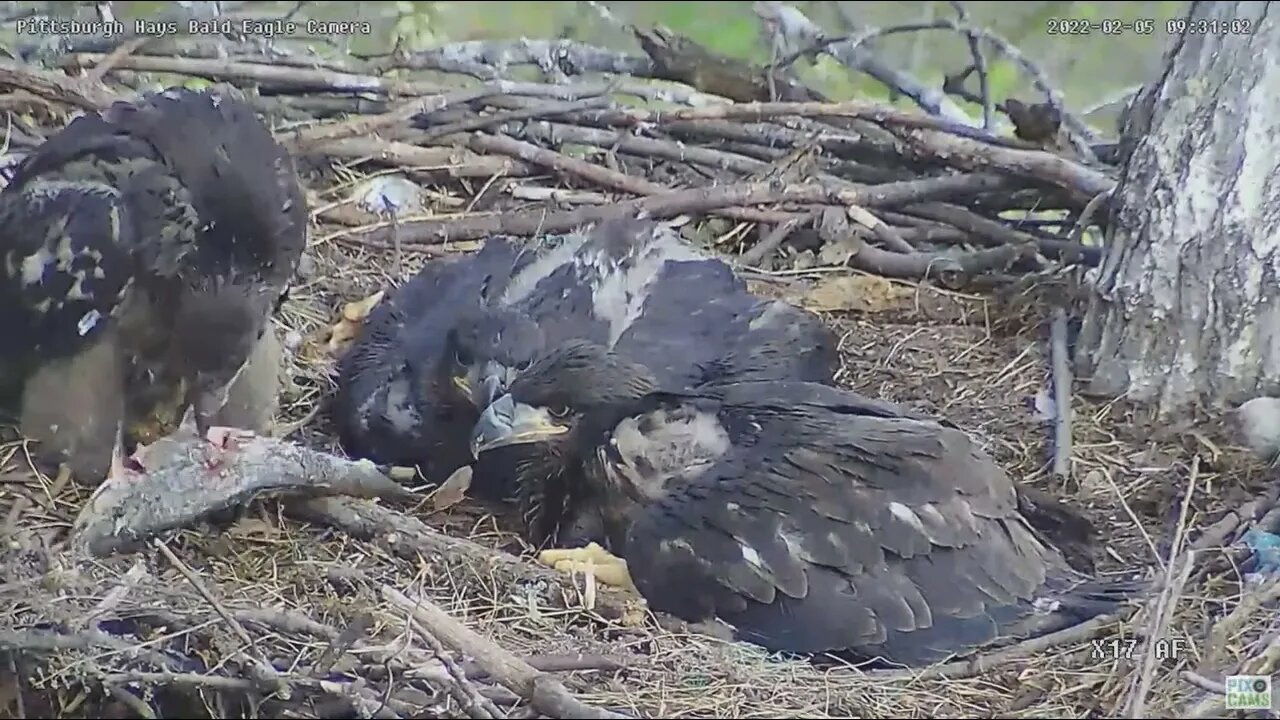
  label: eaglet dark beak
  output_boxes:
[469,393,569,458]
[452,360,517,408]
[185,367,242,436]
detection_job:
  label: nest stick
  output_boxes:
[84,36,151,84]
[742,212,814,265]
[153,537,289,696]
[360,174,1009,246]
[382,39,652,83]
[382,585,631,720]
[469,131,786,225]
[0,57,122,110]
[405,617,501,720]
[288,86,505,149]
[2,463,72,539]
[948,2,993,129]
[64,53,433,96]
[1049,306,1073,479]
[418,95,614,141]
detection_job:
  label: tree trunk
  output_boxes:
[1074,0,1280,420]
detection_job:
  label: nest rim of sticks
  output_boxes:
[0,17,1274,720]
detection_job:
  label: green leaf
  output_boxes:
[985,59,1018,100]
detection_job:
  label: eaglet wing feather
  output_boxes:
[0,113,202,367]
[621,393,1063,662]
[97,88,308,287]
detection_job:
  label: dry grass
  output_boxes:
[2,143,1278,720]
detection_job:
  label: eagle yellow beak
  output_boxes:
[470,393,568,458]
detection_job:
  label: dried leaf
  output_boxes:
[430,465,473,511]
[328,291,385,355]
[326,322,359,355]
[798,275,912,313]
[342,291,384,322]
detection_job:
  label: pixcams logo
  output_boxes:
[1226,675,1272,710]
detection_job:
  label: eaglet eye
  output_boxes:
[548,405,572,419]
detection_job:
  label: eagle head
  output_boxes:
[469,340,656,457]
[172,279,279,434]
[439,307,544,410]
[468,340,657,545]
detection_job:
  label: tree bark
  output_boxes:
[1074,1,1280,420]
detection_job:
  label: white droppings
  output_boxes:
[1233,396,1280,462]
[77,310,101,336]
[353,175,424,218]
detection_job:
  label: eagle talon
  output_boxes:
[538,542,636,592]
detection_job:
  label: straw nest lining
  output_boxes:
[0,17,1275,720]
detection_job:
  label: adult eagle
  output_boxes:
[0,88,307,482]
[333,217,838,504]
[468,341,1138,665]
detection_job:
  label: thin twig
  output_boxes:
[405,616,501,719]
[153,538,286,693]
[947,2,993,130]
[73,558,148,631]
[1049,306,1073,479]
[84,36,151,84]
[1123,457,1199,718]
[287,87,504,150]
[382,585,631,720]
